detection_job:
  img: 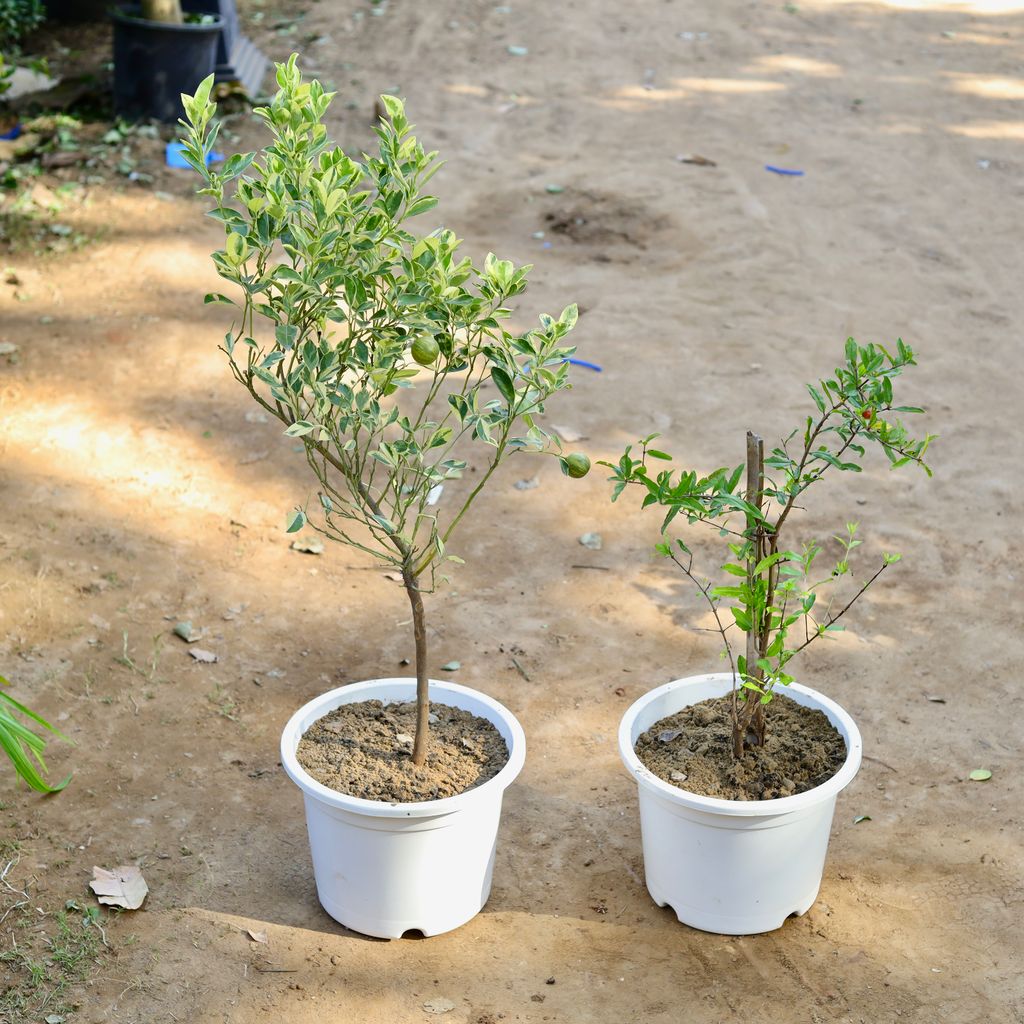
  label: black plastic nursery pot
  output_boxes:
[111,6,222,123]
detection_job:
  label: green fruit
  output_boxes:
[411,335,440,366]
[564,453,591,479]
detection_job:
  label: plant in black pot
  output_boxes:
[111,0,223,123]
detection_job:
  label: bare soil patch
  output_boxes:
[0,0,1022,1022]
[541,191,668,253]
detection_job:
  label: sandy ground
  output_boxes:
[1,0,1022,1021]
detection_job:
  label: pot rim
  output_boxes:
[110,6,225,30]
[280,677,526,818]
[618,672,862,816]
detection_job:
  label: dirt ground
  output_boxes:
[1,0,1022,1021]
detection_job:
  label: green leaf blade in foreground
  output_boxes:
[0,677,70,793]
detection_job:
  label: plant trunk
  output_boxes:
[403,567,430,766]
[141,0,184,23]
[734,430,766,758]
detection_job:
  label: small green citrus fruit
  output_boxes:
[411,335,440,366]
[564,453,591,478]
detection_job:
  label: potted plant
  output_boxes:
[606,340,935,934]
[179,58,590,938]
[111,0,222,123]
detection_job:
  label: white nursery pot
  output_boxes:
[281,678,526,939]
[618,672,862,935]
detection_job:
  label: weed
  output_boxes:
[0,905,104,1021]
[207,683,239,722]
[113,631,164,683]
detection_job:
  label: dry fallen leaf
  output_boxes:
[189,648,218,663]
[89,865,148,910]
[247,928,268,944]
[290,538,324,555]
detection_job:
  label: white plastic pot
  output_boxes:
[618,672,862,935]
[280,677,525,939]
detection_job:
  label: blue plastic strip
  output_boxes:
[166,141,224,168]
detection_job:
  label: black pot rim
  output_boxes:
[110,6,225,31]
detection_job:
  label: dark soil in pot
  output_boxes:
[296,699,508,802]
[635,693,846,800]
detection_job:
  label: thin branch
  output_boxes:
[790,561,890,657]
[667,552,737,686]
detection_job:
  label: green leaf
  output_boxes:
[285,421,315,437]
[491,366,515,404]
[969,769,992,782]
[223,152,255,178]
[0,680,71,793]
[731,607,752,631]
[370,513,395,534]
[0,685,67,740]
[752,552,786,575]
[406,195,439,217]
[378,94,405,122]
[286,509,306,533]
[204,293,236,306]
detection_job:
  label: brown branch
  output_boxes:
[790,561,890,657]
[667,552,738,688]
